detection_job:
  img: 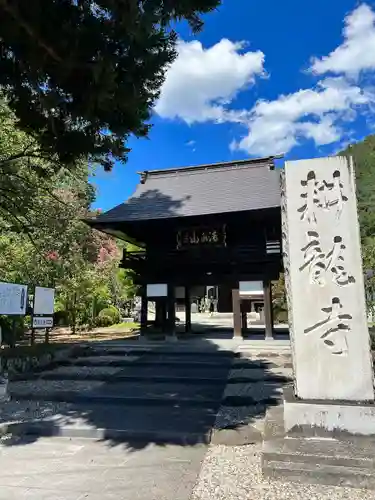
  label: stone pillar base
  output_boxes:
[283,386,375,438]
[262,388,375,489]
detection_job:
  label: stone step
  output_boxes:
[86,348,236,358]
[230,360,292,369]
[62,356,290,372]
[64,360,231,376]
[262,436,375,489]
[263,436,375,465]
[9,380,226,407]
[223,382,284,402]
[10,391,222,407]
[68,356,233,368]
[5,404,218,445]
[35,373,288,385]
[229,368,292,383]
[29,372,229,385]
[13,365,290,385]
[262,461,375,489]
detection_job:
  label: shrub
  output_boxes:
[96,306,121,327]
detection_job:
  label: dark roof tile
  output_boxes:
[94,157,281,223]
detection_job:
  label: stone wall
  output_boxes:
[1,347,76,378]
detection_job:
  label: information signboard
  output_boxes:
[33,317,53,328]
[0,282,27,315]
[34,287,55,315]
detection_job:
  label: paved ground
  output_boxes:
[0,436,207,500]
[0,340,294,499]
[1,340,372,498]
[1,438,374,499]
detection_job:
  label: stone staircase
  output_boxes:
[7,343,293,445]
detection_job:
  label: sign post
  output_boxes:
[0,282,28,347]
[0,282,27,398]
[32,287,55,344]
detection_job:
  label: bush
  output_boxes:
[96,306,121,327]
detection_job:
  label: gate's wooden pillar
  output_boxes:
[140,286,148,333]
[263,280,274,340]
[167,284,176,335]
[185,286,191,333]
[155,299,166,329]
[232,288,242,337]
[161,300,168,333]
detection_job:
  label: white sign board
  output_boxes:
[282,156,374,401]
[33,316,53,328]
[0,282,27,315]
[239,281,263,296]
[34,287,55,315]
[147,284,168,297]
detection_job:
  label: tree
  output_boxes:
[340,137,375,314]
[0,0,220,171]
[0,98,75,229]
[0,94,138,335]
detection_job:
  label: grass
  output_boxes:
[104,322,139,330]
[0,322,141,357]
[46,323,140,344]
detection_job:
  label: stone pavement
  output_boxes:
[0,436,207,500]
[1,339,374,497]
[0,339,295,499]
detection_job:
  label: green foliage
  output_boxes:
[97,306,121,327]
[0,98,137,335]
[272,274,288,324]
[0,0,220,170]
[340,137,375,314]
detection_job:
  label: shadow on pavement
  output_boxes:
[2,333,291,452]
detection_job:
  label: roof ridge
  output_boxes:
[138,156,281,183]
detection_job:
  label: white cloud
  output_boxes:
[233,4,375,156]
[311,4,375,78]
[185,140,196,147]
[156,5,375,157]
[155,39,265,123]
[232,78,370,156]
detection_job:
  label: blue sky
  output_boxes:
[92,1,375,210]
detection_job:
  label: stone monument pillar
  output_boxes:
[263,156,375,488]
[283,156,374,402]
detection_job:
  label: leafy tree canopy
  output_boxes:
[340,137,375,312]
[0,0,220,170]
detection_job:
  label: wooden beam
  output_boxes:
[263,280,274,340]
[232,288,242,337]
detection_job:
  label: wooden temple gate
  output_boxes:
[88,156,283,339]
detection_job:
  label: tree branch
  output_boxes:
[0,0,62,63]
[0,205,46,258]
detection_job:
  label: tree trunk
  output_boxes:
[71,292,77,335]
